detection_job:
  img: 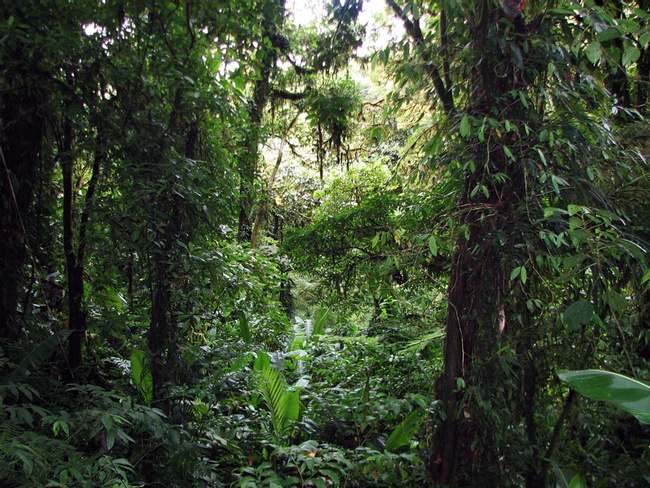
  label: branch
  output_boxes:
[385,0,454,113]
[440,9,452,91]
[271,89,308,101]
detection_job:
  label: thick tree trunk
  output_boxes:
[431,2,529,483]
[433,190,506,485]
[0,79,46,342]
[238,51,275,244]
[147,89,197,403]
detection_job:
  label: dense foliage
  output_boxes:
[1,0,650,487]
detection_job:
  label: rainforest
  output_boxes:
[1,0,650,486]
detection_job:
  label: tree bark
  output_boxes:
[250,112,298,248]
[0,70,46,342]
[383,0,529,483]
[238,0,287,243]
[433,184,509,485]
[61,118,103,374]
[61,119,86,373]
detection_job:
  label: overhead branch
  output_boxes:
[271,89,307,101]
[385,0,454,113]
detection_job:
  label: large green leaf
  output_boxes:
[278,388,300,423]
[558,369,650,424]
[385,410,422,452]
[562,300,593,332]
[568,474,588,488]
[312,307,330,337]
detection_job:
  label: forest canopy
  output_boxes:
[1,0,650,486]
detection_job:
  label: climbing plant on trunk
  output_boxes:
[386,0,649,485]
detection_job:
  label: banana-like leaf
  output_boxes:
[385,410,422,452]
[3,329,73,384]
[558,369,650,424]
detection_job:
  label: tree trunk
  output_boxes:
[0,73,46,342]
[149,265,172,397]
[433,190,506,485]
[60,118,87,373]
[147,90,197,403]
[637,0,650,115]
[238,0,286,243]
[61,118,103,375]
[431,2,528,483]
[250,112,298,248]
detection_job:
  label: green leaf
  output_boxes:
[585,42,602,64]
[312,307,330,336]
[566,204,582,215]
[622,46,641,66]
[607,291,628,313]
[3,329,73,384]
[130,349,153,407]
[238,311,252,344]
[459,115,470,138]
[557,370,650,424]
[232,75,246,92]
[597,27,622,42]
[641,268,650,290]
[428,235,438,257]
[253,351,301,438]
[520,266,527,285]
[106,427,116,451]
[640,32,650,48]
[278,389,300,422]
[563,300,593,332]
[502,145,515,161]
[254,351,271,372]
[385,410,422,452]
[568,474,587,488]
[518,90,528,109]
[510,266,521,281]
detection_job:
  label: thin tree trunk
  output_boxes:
[61,118,104,375]
[250,113,299,248]
[238,0,286,243]
[61,118,86,373]
[637,0,649,115]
